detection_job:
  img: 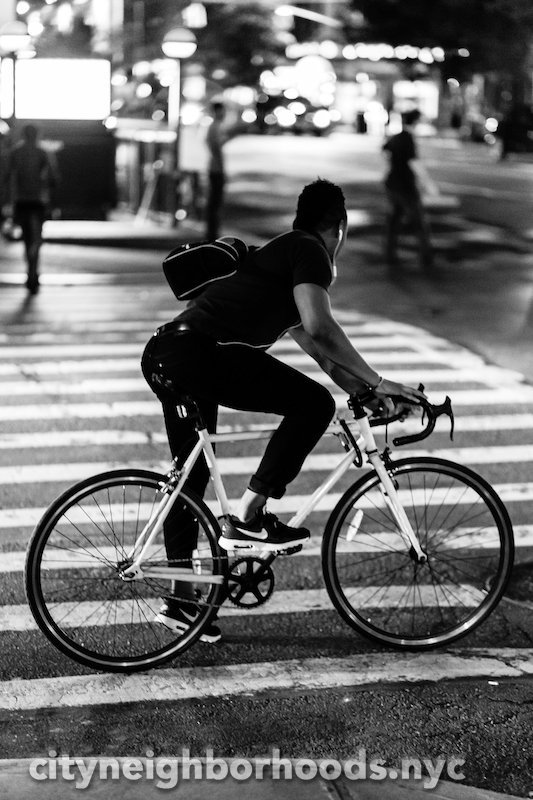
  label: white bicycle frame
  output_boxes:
[122,411,425,585]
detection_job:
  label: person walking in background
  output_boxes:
[5,124,58,294]
[205,101,230,240]
[382,109,439,275]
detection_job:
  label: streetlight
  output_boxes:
[161,27,197,223]
[0,21,31,121]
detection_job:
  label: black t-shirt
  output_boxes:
[177,229,333,348]
[383,130,417,192]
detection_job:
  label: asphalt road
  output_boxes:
[0,133,532,797]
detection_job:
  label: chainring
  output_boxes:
[226,557,275,608]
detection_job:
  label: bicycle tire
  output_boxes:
[25,469,226,672]
[322,457,514,649]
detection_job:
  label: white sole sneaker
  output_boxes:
[217,534,309,552]
[154,611,221,644]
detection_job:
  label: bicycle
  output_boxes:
[25,392,514,673]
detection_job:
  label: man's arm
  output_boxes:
[411,159,440,196]
[290,324,368,395]
[292,283,425,406]
[408,135,439,196]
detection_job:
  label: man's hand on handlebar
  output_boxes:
[352,383,454,445]
[372,378,427,416]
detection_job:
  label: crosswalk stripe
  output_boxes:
[0,430,168,450]
[1,387,533,423]
[1,482,530,531]
[2,649,532,711]
[0,366,523,396]
[0,585,489,633]
[3,523,532,573]
[0,314,372,337]
[3,444,533,486]
[0,401,159,422]
[3,414,533,450]
[0,343,144,359]
[0,349,494,376]
[0,331,450,360]
[0,312,174,337]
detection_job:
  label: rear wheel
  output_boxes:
[322,457,514,649]
[25,469,226,672]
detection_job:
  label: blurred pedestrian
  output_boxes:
[498,103,531,161]
[382,109,439,275]
[5,124,58,294]
[205,101,231,240]
[179,116,208,220]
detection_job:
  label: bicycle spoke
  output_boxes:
[29,472,224,671]
[325,458,512,647]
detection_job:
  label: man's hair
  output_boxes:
[402,109,421,127]
[293,178,346,233]
[211,101,224,113]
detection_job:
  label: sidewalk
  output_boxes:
[41,213,203,250]
[0,760,523,799]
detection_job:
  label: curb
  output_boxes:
[40,217,206,250]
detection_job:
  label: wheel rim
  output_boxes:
[326,460,513,647]
[28,474,224,669]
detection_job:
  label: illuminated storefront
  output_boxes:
[0,53,116,219]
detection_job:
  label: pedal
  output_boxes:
[277,544,303,556]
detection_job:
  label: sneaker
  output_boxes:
[154,597,221,644]
[218,510,310,552]
[25,277,40,295]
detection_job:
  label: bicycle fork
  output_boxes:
[358,415,427,563]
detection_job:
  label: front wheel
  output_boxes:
[322,457,514,649]
[25,469,226,672]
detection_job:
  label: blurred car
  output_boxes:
[255,94,335,136]
[467,111,499,143]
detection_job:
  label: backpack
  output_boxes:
[162,236,249,301]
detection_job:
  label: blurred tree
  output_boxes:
[348,0,533,90]
[195,3,285,87]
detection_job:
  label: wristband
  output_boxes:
[371,376,384,391]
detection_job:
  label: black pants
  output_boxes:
[141,326,335,563]
[205,171,225,240]
[385,187,433,270]
[15,201,45,286]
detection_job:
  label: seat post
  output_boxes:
[176,397,207,431]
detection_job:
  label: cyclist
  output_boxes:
[142,178,425,639]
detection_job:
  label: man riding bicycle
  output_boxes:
[142,179,425,640]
